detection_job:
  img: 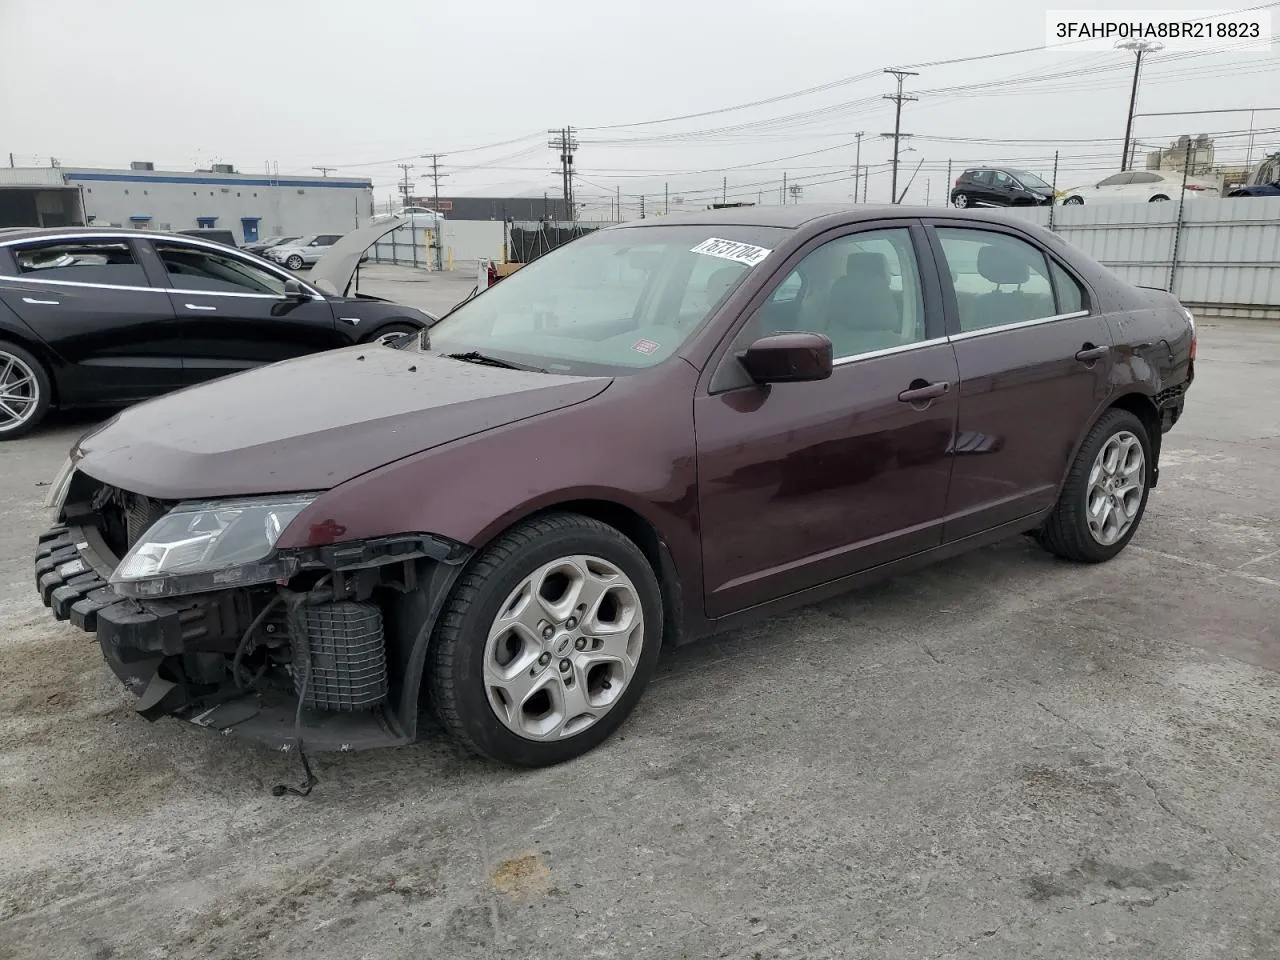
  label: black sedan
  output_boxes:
[0,221,434,438]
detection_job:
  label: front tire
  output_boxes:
[428,513,663,766]
[362,321,420,347]
[0,340,52,441]
[1035,409,1151,563]
[1150,194,1169,202]
[1063,195,1085,205]
[285,254,305,271]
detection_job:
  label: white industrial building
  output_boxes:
[0,163,374,243]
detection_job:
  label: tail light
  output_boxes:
[1183,184,1206,191]
[954,177,962,186]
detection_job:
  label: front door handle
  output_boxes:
[1075,343,1109,362]
[22,296,60,305]
[184,303,218,312]
[898,379,951,403]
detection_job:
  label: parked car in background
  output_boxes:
[243,235,299,256]
[1226,180,1280,197]
[0,219,433,438]
[950,167,1055,208]
[1058,170,1219,205]
[177,228,239,248]
[266,234,343,270]
[32,205,1195,768]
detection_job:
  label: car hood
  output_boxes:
[70,347,612,500]
[309,218,407,296]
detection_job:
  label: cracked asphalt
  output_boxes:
[1,314,1279,960]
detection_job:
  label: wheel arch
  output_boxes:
[1108,390,1162,481]
[0,327,62,407]
[1062,390,1161,494]
[475,496,686,650]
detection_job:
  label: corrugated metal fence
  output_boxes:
[1002,196,1280,317]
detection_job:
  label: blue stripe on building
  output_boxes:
[66,171,372,190]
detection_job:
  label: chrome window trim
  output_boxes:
[831,335,949,366]
[947,309,1091,342]
[0,275,164,295]
[0,231,326,300]
[0,275,307,301]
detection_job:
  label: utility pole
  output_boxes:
[7,153,13,168]
[722,176,727,204]
[882,68,918,204]
[547,126,579,221]
[853,131,864,204]
[640,195,645,219]
[1118,39,1163,171]
[665,181,669,215]
[312,165,335,177]
[782,171,788,204]
[396,162,414,207]
[420,153,448,212]
[616,184,621,222]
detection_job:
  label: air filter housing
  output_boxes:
[292,601,387,711]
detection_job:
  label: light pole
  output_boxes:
[1117,38,1163,171]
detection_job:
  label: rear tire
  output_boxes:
[428,513,663,767]
[0,340,51,441]
[953,193,970,208]
[1063,195,1084,205]
[285,254,305,271]
[1035,409,1151,563]
[1150,194,1169,202]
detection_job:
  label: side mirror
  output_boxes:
[283,278,311,300]
[738,332,833,384]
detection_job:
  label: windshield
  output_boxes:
[1015,170,1051,189]
[424,224,790,375]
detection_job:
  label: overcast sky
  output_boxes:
[1,0,1276,217]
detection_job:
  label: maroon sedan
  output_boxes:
[36,205,1195,767]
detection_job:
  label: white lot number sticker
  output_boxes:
[690,237,771,267]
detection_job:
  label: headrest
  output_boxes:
[845,251,890,283]
[977,244,1031,285]
[705,265,741,302]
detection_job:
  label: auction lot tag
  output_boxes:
[690,237,771,267]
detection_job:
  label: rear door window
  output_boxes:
[11,240,148,287]
[933,228,1057,333]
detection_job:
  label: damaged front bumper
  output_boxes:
[35,520,467,752]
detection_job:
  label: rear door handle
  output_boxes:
[184,303,217,311]
[22,296,60,305]
[1075,343,1109,362]
[898,380,951,403]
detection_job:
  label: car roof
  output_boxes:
[605,203,1055,232]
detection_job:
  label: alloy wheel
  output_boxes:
[286,255,304,271]
[1086,430,1145,546]
[483,554,645,741]
[0,350,40,434]
[953,193,969,208]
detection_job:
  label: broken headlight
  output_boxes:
[109,493,319,598]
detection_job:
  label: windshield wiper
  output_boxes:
[443,351,542,372]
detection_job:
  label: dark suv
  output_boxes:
[951,167,1055,208]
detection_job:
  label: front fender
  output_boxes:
[276,360,703,609]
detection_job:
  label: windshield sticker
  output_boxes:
[690,237,772,267]
[631,338,661,355]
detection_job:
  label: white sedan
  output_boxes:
[1058,170,1220,205]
